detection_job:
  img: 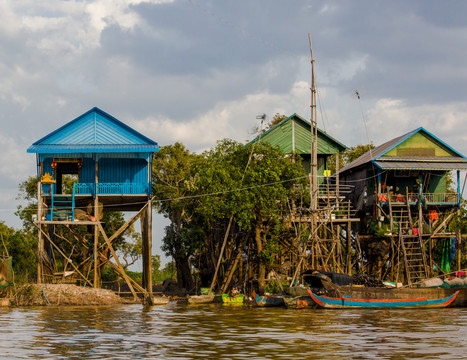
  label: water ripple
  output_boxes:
[0,303,465,359]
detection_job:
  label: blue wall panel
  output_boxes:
[99,158,147,184]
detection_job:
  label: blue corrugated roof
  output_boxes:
[27,107,158,154]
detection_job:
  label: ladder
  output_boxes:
[389,194,427,285]
[50,184,75,221]
[401,232,428,285]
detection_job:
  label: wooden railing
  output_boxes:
[377,192,459,205]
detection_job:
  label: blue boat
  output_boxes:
[308,289,459,309]
[253,291,285,307]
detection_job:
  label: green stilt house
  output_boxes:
[339,127,467,284]
[249,113,359,275]
[250,113,347,180]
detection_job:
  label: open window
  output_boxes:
[52,158,83,194]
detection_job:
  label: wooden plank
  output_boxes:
[97,222,140,300]
[108,202,148,243]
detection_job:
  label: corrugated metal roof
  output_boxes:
[250,113,347,154]
[374,161,467,170]
[340,127,466,174]
[377,156,467,163]
[29,144,158,153]
[27,107,158,154]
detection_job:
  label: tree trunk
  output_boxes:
[172,218,193,292]
[174,252,193,291]
[255,223,266,291]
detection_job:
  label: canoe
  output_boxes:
[314,271,467,307]
[188,294,215,305]
[253,291,284,307]
[283,295,315,309]
[308,289,459,309]
[221,293,244,304]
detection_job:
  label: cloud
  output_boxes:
[0,0,467,232]
[0,0,174,54]
[0,135,35,183]
[366,98,467,154]
[132,80,311,151]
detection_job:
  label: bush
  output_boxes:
[265,279,282,294]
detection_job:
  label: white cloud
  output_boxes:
[366,98,467,154]
[0,136,34,182]
[131,80,311,151]
[0,0,174,52]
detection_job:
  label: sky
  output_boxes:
[1,0,467,262]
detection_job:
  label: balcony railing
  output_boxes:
[376,192,459,205]
[96,183,149,195]
[42,183,149,196]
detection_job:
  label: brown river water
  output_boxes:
[0,302,465,359]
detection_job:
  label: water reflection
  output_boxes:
[0,303,465,359]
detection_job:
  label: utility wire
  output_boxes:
[355,90,373,159]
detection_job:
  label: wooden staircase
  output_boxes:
[51,193,75,221]
[389,195,427,285]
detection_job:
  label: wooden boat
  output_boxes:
[308,289,459,309]
[313,271,467,308]
[188,294,215,305]
[221,293,244,304]
[283,295,315,309]
[253,291,284,307]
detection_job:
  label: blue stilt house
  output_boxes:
[28,107,158,216]
[28,107,158,296]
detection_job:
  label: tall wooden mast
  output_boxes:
[309,34,318,212]
[309,34,318,241]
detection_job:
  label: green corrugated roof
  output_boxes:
[249,113,347,155]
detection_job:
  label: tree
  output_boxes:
[327,143,375,174]
[196,139,306,290]
[152,140,306,292]
[267,113,288,129]
[251,113,287,135]
[342,143,375,166]
[0,221,37,283]
[152,142,201,290]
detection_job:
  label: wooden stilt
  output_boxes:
[96,222,139,300]
[94,196,99,288]
[141,200,153,295]
[37,179,43,283]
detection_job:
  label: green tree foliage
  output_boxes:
[16,176,38,232]
[152,142,201,290]
[266,113,287,130]
[341,143,376,166]
[0,222,37,283]
[153,139,306,291]
[251,113,287,135]
[327,143,375,174]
